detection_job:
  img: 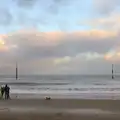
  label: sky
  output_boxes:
[0,0,120,75]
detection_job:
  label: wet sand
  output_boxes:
[0,99,120,120]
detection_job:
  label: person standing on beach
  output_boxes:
[4,84,10,100]
[0,85,5,99]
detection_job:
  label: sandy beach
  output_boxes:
[0,99,120,120]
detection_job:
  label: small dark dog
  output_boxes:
[45,97,51,100]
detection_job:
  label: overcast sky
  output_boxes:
[0,0,120,75]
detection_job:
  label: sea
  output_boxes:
[0,75,120,99]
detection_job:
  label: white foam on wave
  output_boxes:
[10,90,120,99]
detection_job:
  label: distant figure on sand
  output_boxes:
[4,84,10,100]
[0,85,5,99]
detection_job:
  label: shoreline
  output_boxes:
[9,93,120,100]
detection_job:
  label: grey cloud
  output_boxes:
[47,0,71,15]
[15,0,68,11]
[53,37,118,57]
[53,0,70,6]
[0,8,12,26]
[58,57,112,74]
[15,0,37,8]
[93,0,120,15]
[4,31,119,61]
[1,30,120,74]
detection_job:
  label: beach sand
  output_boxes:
[0,99,120,120]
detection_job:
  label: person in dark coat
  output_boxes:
[4,84,10,100]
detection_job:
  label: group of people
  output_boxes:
[0,84,10,99]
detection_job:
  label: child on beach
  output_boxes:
[0,85,5,99]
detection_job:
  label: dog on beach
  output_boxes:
[45,96,51,100]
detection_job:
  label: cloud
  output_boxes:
[0,29,119,74]
[5,30,118,60]
[3,29,118,59]
[81,12,120,32]
[54,56,71,65]
[104,48,120,63]
[15,0,70,14]
[93,0,120,15]
[51,53,111,75]
[0,8,12,26]
[54,52,104,65]
[15,0,37,8]
[47,0,70,15]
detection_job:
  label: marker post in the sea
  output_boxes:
[16,62,18,98]
[112,64,114,79]
[16,62,18,80]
